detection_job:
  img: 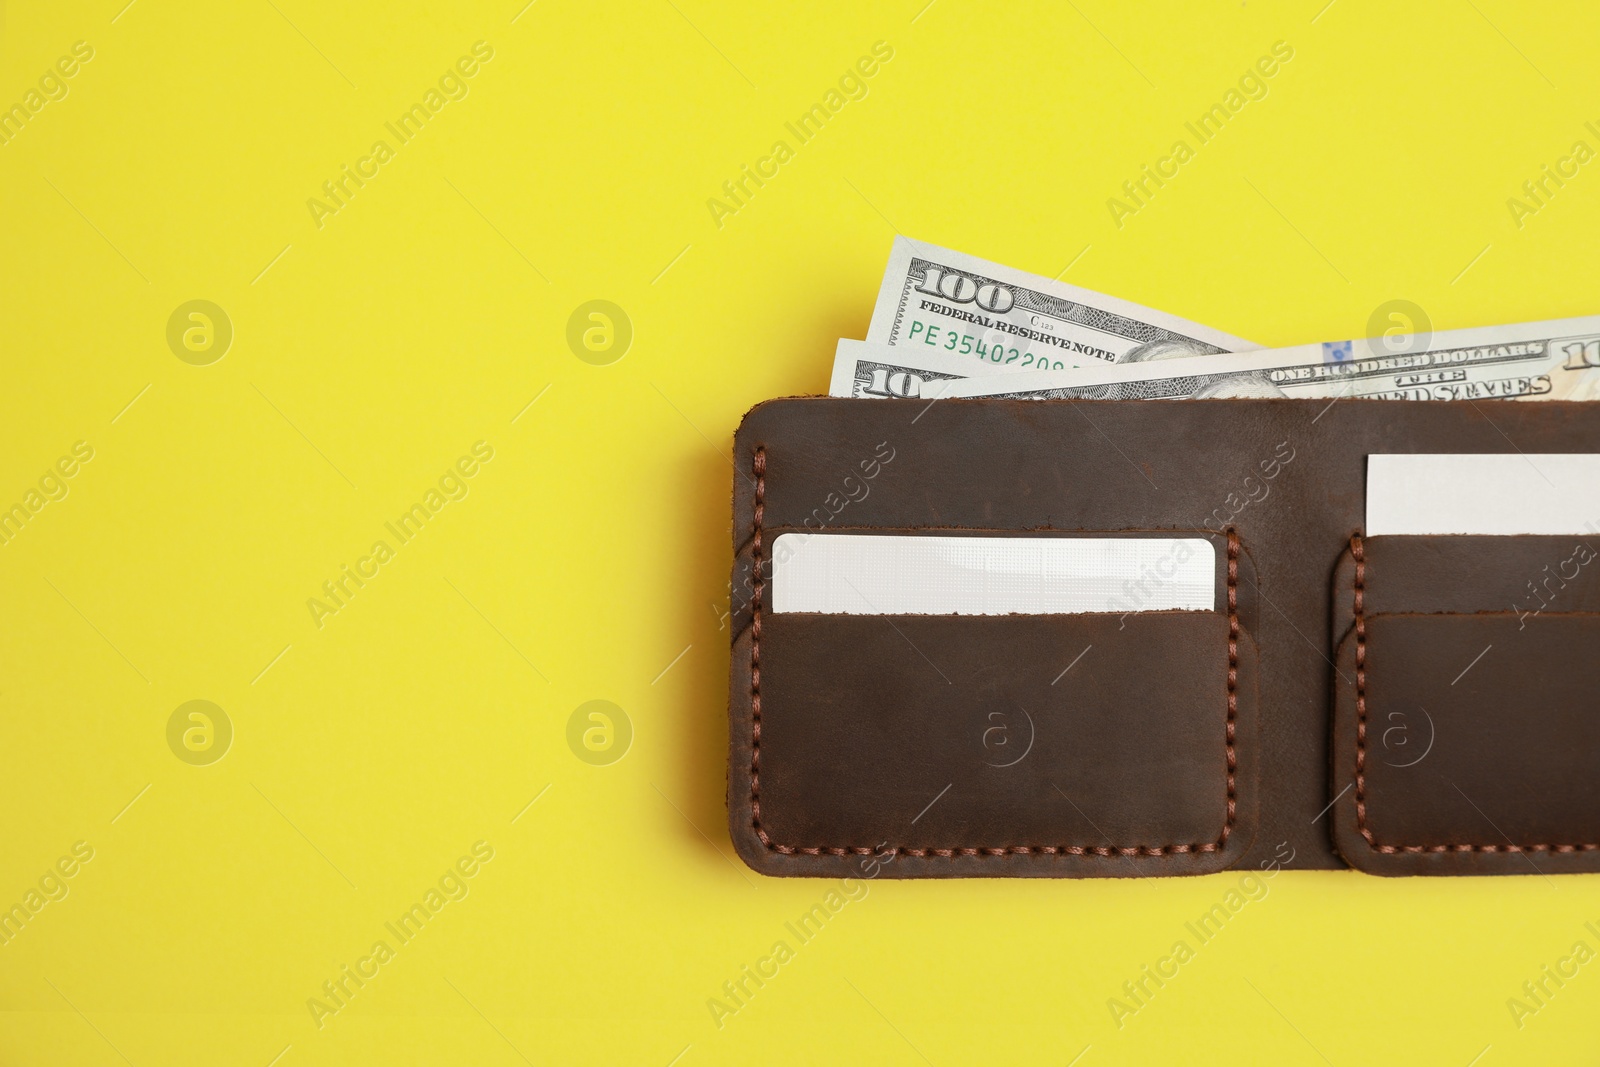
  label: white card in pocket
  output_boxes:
[1368,454,1600,535]
[770,534,1215,615]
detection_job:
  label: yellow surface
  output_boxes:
[2,0,1599,1063]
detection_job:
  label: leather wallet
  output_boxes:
[726,396,1600,878]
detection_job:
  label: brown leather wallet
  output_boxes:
[727,396,1600,878]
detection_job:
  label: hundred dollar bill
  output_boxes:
[865,236,1256,371]
[925,315,1600,403]
[830,339,1011,398]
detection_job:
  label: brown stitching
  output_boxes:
[751,448,768,850]
[748,446,1239,859]
[1349,532,1600,854]
[1223,530,1238,846]
[1353,533,1369,846]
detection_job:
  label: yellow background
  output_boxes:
[2,0,1598,1062]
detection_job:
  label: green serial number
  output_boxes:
[907,318,1067,370]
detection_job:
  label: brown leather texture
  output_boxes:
[739,609,1258,878]
[1331,534,1600,642]
[729,396,1600,878]
[1331,535,1600,875]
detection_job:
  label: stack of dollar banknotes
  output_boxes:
[832,237,1600,402]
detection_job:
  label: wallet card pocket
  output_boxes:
[728,528,1258,878]
[1330,534,1600,875]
